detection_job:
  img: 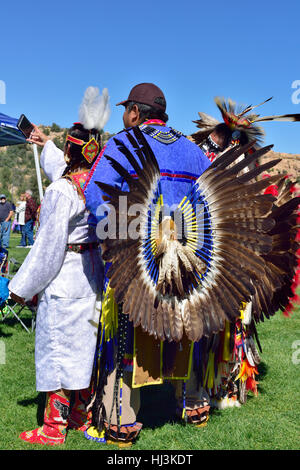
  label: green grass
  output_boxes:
[0,233,299,450]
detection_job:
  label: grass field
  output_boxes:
[0,233,299,451]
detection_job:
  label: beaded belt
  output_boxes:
[65,242,100,253]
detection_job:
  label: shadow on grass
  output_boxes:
[0,325,13,338]
[254,360,268,396]
[18,392,46,425]
[137,382,178,429]
[257,361,268,380]
[13,364,270,433]
[0,315,33,331]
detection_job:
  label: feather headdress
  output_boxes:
[78,86,110,132]
[191,96,300,147]
[95,128,300,343]
[66,86,111,163]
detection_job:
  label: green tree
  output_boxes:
[28,174,40,203]
[51,123,61,132]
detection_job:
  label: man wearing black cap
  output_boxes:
[29,83,212,445]
[85,83,210,215]
[116,82,169,128]
[83,82,212,446]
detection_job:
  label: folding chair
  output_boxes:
[0,256,36,333]
[4,256,21,278]
[1,297,35,333]
[0,247,8,273]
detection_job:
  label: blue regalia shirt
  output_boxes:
[84,123,211,224]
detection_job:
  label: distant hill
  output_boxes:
[258,150,299,182]
[0,124,114,203]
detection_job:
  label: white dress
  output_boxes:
[15,201,26,225]
[9,166,103,391]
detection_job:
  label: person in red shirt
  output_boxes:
[23,190,38,247]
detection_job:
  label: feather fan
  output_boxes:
[95,127,299,343]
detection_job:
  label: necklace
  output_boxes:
[143,119,166,126]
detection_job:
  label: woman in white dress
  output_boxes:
[15,194,26,247]
[8,88,110,445]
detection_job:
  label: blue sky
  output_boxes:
[1,0,300,154]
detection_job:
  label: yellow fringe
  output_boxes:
[101,283,119,342]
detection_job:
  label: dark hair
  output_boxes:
[126,101,169,123]
[62,123,101,176]
[213,123,250,150]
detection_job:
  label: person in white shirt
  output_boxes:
[15,194,27,247]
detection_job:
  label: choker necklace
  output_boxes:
[143,119,166,126]
[207,135,220,150]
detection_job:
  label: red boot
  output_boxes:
[68,389,92,432]
[19,392,70,446]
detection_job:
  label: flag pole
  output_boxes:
[32,143,44,202]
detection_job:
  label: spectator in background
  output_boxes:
[24,190,38,248]
[15,194,27,247]
[0,194,14,249]
[11,201,16,219]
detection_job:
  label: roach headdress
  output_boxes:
[191,96,300,149]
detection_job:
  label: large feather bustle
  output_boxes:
[251,179,300,321]
[95,127,299,343]
[191,96,300,147]
[78,86,110,131]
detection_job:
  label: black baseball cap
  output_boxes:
[116,83,166,111]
